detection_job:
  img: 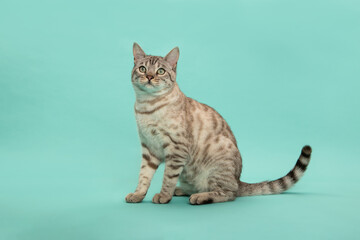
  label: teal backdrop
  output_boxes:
[1,0,359,239]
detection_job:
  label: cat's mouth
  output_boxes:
[144,80,156,87]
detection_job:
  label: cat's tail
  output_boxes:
[237,145,312,197]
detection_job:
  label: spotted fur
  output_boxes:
[125,43,312,205]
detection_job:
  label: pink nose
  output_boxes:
[146,75,154,81]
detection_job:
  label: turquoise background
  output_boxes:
[1,0,359,239]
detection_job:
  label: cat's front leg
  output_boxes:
[152,154,186,204]
[125,143,161,203]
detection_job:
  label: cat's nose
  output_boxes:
[146,75,154,81]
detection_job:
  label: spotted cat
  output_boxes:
[125,43,312,205]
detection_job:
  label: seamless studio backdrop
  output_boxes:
[0,0,359,239]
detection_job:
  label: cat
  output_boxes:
[125,43,312,205]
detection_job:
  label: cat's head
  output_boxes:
[131,43,179,95]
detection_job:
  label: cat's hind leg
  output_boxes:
[174,187,190,196]
[189,190,236,205]
[173,179,193,196]
[189,165,238,205]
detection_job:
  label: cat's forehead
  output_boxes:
[145,56,161,65]
[136,55,170,68]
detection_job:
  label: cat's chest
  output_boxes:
[136,114,168,159]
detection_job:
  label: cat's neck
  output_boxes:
[134,83,183,105]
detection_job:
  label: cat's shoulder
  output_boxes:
[185,97,220,115]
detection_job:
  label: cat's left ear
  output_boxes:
[164,47,179,68]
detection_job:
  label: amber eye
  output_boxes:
[157,68,165,75]
[139,66,146,73]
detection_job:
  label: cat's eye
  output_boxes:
[157,68,165,75]
[139,66,146,73]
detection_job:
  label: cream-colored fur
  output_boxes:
[125,43,312,205]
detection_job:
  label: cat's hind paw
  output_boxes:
[174,187,189,196]
[189,193,214,205]
[152,193,172,204]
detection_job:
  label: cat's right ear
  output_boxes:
[133,43,146,61]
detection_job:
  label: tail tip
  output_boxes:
[301,145,312,158]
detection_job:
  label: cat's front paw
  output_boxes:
[125,192,145,203]
[152,193,172,204]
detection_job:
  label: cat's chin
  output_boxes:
[137,84,162,93]
[144,83,155,87]
[134,82,173,96]
[143,83,157,90]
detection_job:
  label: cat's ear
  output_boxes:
[164,47,179,68]
[133,42,146,61]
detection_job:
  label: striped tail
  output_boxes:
[237,145,312,197]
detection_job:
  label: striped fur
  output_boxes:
[125,43,312,205]
[237,146,312,196]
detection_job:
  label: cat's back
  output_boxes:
[185,97,237,148]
